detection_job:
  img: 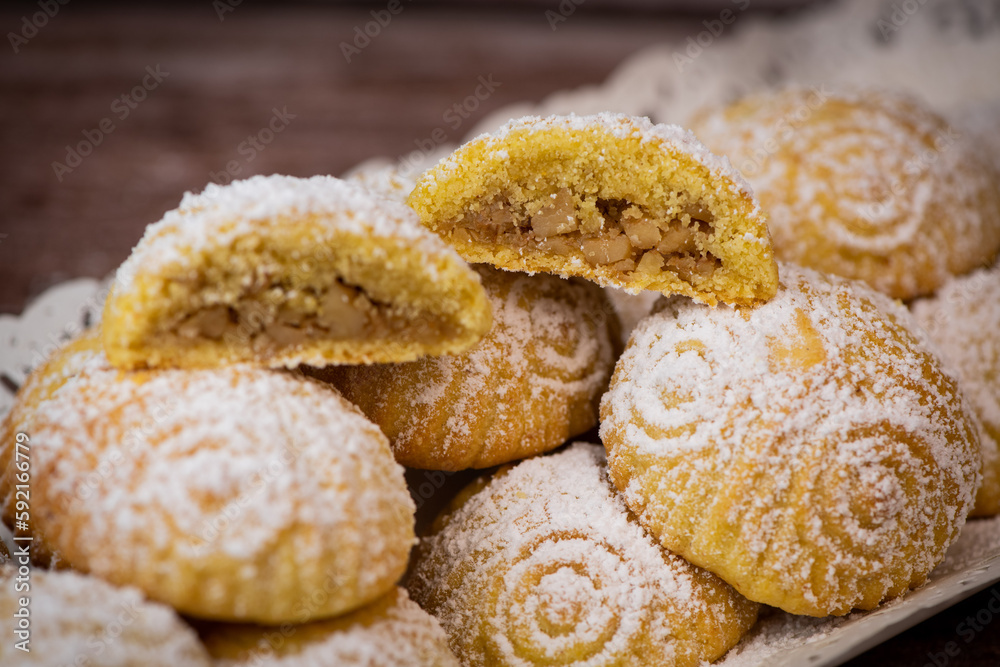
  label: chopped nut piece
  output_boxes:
[536,236,576,255]
[581,235,632,265]
[695,254,721,277]
[317,283,370,337]
[682,202,715,223]
[264,322,308,346]
[657,221,700,255]
[531,189,578,237]
[636,250,665,274]
[621,213,661,249]
[177,306,231,340]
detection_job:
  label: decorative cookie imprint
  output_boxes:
[0,568,212,666]
[316,266,620,470]
[407,443,760,667]
[691,88,1000,299]
[200,587,460,667]
[407,113,779,306]
[912,264,1000,517]
[102,174,491,370]
[600,264,981,617]
[27,363,415,624]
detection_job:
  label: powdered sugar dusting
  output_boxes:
[717,514,1000,667]
[911,264,1000,514]
[407,443,758,667]
[0,568,211,666]
[446,112,758,207]
[691,88,1000,298]
[602,263,981,614]
[28,359,415,607]
[209,588,460,667]
[400,269,615,460]
[112,174,462,291]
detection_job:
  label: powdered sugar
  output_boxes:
[209,588,460,667]
[0,568,211,666]
[601,263,981,614]
[448,112,757,207]
[112,174,462,292]
[911,265,1000,451]
[407,442,757,667]
[28,358,414,613]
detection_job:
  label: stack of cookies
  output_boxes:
[2,89,998,667]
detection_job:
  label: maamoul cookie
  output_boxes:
[600,264,981,617]
[912,265,1000,517]
[102,174,491,370]
[690,89,1000,299]
[407,113,779,306]
[27,363,415,624]
[0,329,104,567]
[199,587,460,667]
[345,158,418,203]
[315,265,620,470]
[0,567,212,666]
[407,443,760,667]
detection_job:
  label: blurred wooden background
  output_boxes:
[1,3,999,666]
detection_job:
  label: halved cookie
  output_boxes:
[406,113,779,306]
[102,175,492,370]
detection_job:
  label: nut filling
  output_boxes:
[159,277,456,353]
[444,189,721,282]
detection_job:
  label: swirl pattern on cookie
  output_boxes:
[200,587,460,667]
[316,265,620,470]
[27,363,415,624]
[912,264,1000,517]
[407,113,779,306]
[102,174,491,370]
[600,264,981,616]
[407,443,760,667]
[0,567,212,666]
[691,89,1000,299]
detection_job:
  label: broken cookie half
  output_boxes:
[102,175,492,370]
[407,113,779,306]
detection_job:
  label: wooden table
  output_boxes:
[1,6,998,666]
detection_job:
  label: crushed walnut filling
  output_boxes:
[164,277,452,352]
[444,188,721,282]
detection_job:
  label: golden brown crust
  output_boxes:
[690,88,1000,300]
[600,264,981,616]
[407,444,760,667]
[198,587,460,667]
[26,363,415,624]
[313,266,620,470]
[911,265,1000,517]
[0,568,213,666]
[101,175,491,370]
[0,329,103,567]
[407,113,779,307]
